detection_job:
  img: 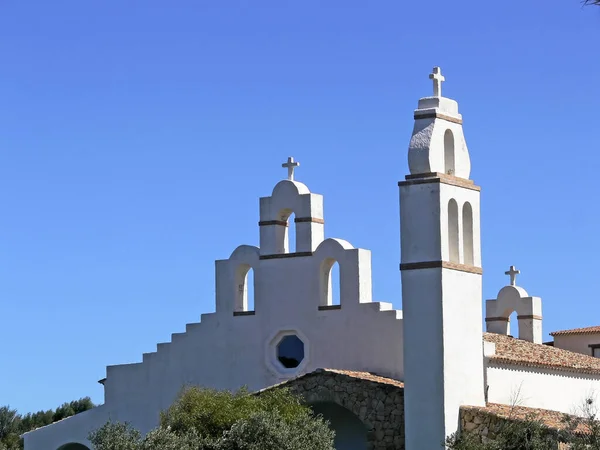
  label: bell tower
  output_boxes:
[399,67,485,449]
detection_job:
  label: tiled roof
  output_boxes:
[462,403,590,434]
[261,368,404,392]
[484,333,600,375]
[318,368,405,388]
[550,326,600,336]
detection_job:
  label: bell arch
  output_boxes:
[462,202,474,266]
[485,285,543,344]
[448,199,459,263]
[319,258,342,307]
[234,263,255,312]
[444,129,455,175]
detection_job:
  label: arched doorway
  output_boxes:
[57,444,90,450]
[311,402,367,450]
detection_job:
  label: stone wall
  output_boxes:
[460,404,578,449]
[277,369,405,450]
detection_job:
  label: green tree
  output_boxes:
[0,407,18,440]
[89,387,335,450]
[219,410,335,450]
[159,386,308,440]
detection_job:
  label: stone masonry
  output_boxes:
[271,368,406,450]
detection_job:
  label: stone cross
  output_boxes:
[505,265,520,286]
[282,156,300,181]
[429,67,445,97]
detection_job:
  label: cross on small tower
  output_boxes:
[505,265,520,287]
[429,66,445,97]
[282,156,300,181]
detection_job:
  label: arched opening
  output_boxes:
[444,129,455,175]
[448,199,459,263]
[287,212,296,253]
[320,258,341,307]
[508,311,518,337]
[235,264,255,312]
[330,262,341,306]
[462,202,474,266]
[311,402,367,450]
[57,444,91,450]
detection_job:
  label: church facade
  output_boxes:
[23,69,600,450]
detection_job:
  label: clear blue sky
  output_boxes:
[1,0,598,414]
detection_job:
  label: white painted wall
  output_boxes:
[24,180,404,450]
[486,364,600,416]
[554,334,600,357]
[401,180,485,450]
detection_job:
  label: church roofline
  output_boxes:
[256,368,404,394]
[484,333,600,376]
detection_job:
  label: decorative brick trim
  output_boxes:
[399,172,481,192]
[400,260,483,275]
[295,217,325,225]
[260,252,313,260]
[233,311,256,316]
[318,305,341,311]
[517,315,543,320]
[485,317,509,323]
[258,220,288,227]
[413,111,463,124]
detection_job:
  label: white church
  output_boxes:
[23,68,600,450]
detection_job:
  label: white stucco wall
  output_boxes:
[401,177,485,450]
[25,180,404,450]
[553,334,600,357]
[486,364,600,416]
[22,406,107,450]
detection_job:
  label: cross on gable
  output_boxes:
[505,265,520,286]
[282,156,300,181]
[429,67,445,97]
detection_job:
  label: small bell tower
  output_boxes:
[399,67,485,449]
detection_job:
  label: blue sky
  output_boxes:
[1,1,599,414]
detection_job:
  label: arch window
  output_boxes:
[320,258,342,308]
[448,199,459,263]
[287,212,297,253]
[462,202,474,266]
[444,129,455,175]
[235,264,255,313]
[276,208,298,254]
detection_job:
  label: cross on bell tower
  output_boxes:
[505,265,520,286]
[282,156,300,181]
[429,66,445,97]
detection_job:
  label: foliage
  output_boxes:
[159,386,308,439]
[90,387,335,450]
[446,399,600,450]
[446,415,561,450]
[0,407,19,441]
[219,410,335,450]
[0,398,95,450]
[88,422,142,450]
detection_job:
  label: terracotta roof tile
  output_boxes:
[550,326,600,336]
[260,368,404,393]
[484,333,600,375]
[462,403,590,434]
[319,369,405,388]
